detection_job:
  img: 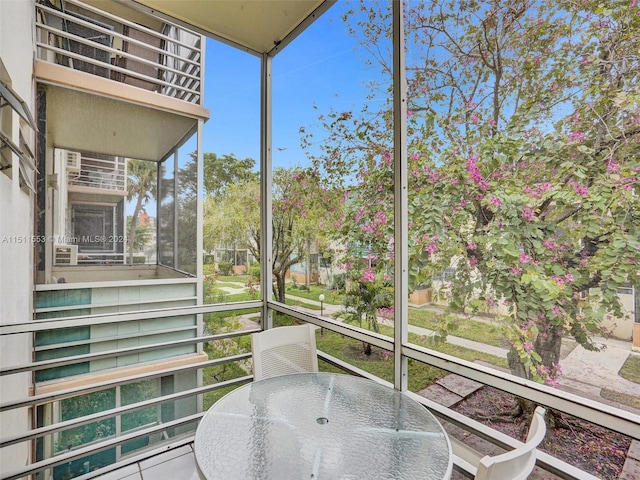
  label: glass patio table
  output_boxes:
[194,372,452,480]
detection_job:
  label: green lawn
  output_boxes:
[215,281,246,288]
[217,274,248,283]
[285,284,345,304]
[408,308,510,348]
[619,355,640,384]
[600,388,640,411]
[207,274,343,304]
[274,314,508,392]
[313,326,508,392]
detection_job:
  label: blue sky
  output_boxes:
[132,2,382,215]
[201,1,381,170]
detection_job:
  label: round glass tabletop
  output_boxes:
[195,372,452,480]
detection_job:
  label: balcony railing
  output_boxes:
[67,154,126,193]
[1,297,639,480]
[35,0,203,105]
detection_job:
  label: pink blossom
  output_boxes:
[552,305,563,316]
[489,196,502,208]
[568,131,585,141]
[522,206,535,222]
[511,266,523,275]
[374,211,387,225]
[359,269,375,283]
[574,184,589,197]
[606,159,620,172]
[469,256,478,266]
[425,243,438,254]
[523,341,534,352]
[564,273,575,283]
[377,306,394,320]
[467,242,477,250]
[539,182,552,193]
[362,223,376,234]
[552,276,565,286]
[545,376,560,387]
[519,252,531,264]
[466,154,488,189]
[523,185,538,198]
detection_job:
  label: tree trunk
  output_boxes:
[273,272,286,303]
[507,347,529,380]
[534,327,562,371]
[127,197,144,264]
[507,328,562,381]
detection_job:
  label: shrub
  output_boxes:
[249,264,260,282]
[217,260,234,276]
[331,273,346,292]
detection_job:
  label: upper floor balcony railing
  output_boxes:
[35,0,203,105]
[64,150,127,194]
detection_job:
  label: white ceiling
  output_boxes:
[131,0,333,54]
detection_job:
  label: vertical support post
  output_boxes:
[260,53,274,330]
[393,0,409,392]
[196,118,204,413]
[155,161,161,265]
[173,148,179,268]
[196,119,204,340]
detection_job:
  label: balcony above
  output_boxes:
[35,0,209,162]
[64,151,127,195]
[132,0,334,55]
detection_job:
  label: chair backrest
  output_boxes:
[475,407,547,480]
[251,325,319,380]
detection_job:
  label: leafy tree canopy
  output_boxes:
[307,0,640,384]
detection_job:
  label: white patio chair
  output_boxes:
[452,406,547,480]
[251,324,319,380]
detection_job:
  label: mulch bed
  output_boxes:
[452,386,631,479]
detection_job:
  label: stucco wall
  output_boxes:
[0,0,36,474]
[602,289,635,341]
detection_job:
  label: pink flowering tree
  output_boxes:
[331,141,396,354]
[205,166,341,303]
[271,167,342,302]
[306,0,640,388]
